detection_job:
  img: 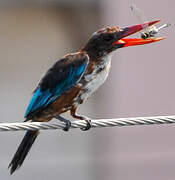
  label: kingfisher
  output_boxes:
[9,20,164,174]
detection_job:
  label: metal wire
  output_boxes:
[0,115,175,132]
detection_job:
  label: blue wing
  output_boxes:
[25,53,89,119]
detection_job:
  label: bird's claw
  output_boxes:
[80,119,92,131]
[63,120,71,131]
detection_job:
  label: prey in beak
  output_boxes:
[113,20,165,48]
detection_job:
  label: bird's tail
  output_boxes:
[8,130,39,174]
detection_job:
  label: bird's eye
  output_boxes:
[103,34,114,42]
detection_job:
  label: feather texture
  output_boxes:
[25,53,89,119]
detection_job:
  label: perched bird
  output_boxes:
[9,20,164,174]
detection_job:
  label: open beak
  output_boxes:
[113,20,165,48]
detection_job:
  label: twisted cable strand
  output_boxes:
[0,115,175,132]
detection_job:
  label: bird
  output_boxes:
[8,20,164,174]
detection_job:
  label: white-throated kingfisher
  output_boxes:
[9,20,164,174]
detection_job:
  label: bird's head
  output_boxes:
[82,20,164,58]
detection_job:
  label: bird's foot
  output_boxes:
[62,120,71,131]
[70,108,92,131]
[80,118,92,131]
[54,113,71,131]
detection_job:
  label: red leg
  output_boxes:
[70,107,92,131]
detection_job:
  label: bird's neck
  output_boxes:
[80,49,113,64]
[79,49,113,77]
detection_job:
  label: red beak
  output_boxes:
[113,20,165,47]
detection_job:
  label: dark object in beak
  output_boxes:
[113,20,165,47]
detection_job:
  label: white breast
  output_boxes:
[80,53,113,101]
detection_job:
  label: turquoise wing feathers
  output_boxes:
[25,54,89,119]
